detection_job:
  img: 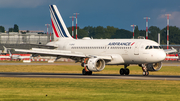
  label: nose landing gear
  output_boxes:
[141,64,149,76]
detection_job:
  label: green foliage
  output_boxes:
[8,24,19,32]
[148,26,161,42]
[112,29,132,39]
[77,27,88,39]
[134,26,140,38]
[105,26,118,38]
[13,24,19,32]
[0,26,5,32]
[8,28,14,32]
[94,26,105,39]
[1,23,180,44]
[67,25,180,44]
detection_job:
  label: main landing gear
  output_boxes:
[82,68,92,75]
[119,65,130,75]
[81,60,92,75]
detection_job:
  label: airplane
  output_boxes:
[14,5,176,76]
[8,50,23,61]
[2,46,30,61]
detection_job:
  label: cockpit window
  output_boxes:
[145,46,149,49]
[159,46,163,49]
[145,45,163,49]
[153,46,159,49]
[149,46,153,49]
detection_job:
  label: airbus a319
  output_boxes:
[15,5,176,76]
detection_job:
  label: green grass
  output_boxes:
[0,64,180,75]
[0,77,180,101]
[0,62,180,100]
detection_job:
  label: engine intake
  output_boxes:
[86,58,105,72]
[146,62,162,71]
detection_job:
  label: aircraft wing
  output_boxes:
[14,48,112,60]
[164,47,177,54]
[15,48,85,57]
[28,44,57,49]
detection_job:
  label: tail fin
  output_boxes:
[49,5,73,40]
[8,50,12,57]
[2,46,7,54]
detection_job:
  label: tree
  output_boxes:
[13,24,19,32]
[134,26,140,38]
[148,26,160,42]
[83,26,96,38]
[0,26,5,32]
[77,28,89,38]
[112,29,132,39]
[167,26,180,44]
[139,30,146,38]
[160,26,180,44]
[104,26,118,39]
[94,26,105,39]
[8,28,14,32]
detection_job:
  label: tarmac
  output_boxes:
[0,61,180,80]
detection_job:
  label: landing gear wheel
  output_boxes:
[120,68,125,75]
[82,69,92,75]
[82,69,87,75]
[120,68,130,75]
[87,71,92,75]
[143,71,149,76]
[124,68,130,75]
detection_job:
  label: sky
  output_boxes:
[0,0,180,33]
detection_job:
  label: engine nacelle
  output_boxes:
[86,58,105,72]
[146,62,162,71]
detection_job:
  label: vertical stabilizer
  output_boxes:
[49,5,73,40]
[8,50,12,57]
[2,46,7,54]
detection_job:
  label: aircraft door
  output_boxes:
[134,42,141,55]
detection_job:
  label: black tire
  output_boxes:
[82,69,87,75]
[143,71,149,76]
[120,68,125,75]
[146,71,149,76]
[87,71,92,75]
[124,69,130,75]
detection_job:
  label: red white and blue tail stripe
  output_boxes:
[49,5,72,40]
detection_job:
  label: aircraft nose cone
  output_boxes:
[158,50,166,61]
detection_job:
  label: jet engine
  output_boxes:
[85,58,105,72]
[146,62,162,71]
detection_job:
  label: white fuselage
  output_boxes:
[47,38,166,64]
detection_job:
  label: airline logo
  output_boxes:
[49,5,68,38]
[108,42,135,46]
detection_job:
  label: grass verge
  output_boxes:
[0,77,180,101]
[0,64,180,75]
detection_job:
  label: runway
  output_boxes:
[0,72,180,81]
[0,61,180,80]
